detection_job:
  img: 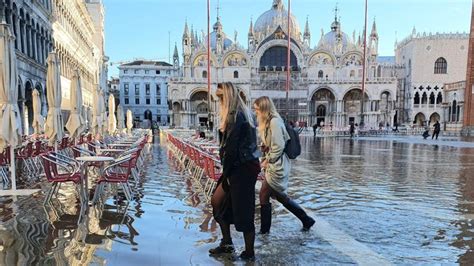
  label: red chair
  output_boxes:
[92,154,134,204]
[41,152,84,205]
[203,155,222,201]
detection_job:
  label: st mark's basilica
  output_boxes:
[168,0,400,129]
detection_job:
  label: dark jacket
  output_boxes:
[219,110,259,179]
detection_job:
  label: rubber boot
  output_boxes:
[283,199,315,231]
[259,203,272,234]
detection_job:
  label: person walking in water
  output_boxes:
[253,96,315,234]
[432,120,441,140]
[209,82,261,261]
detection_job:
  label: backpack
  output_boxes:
[283,122,301,159]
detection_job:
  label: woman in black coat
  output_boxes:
[209,82,260,261]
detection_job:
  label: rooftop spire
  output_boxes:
[183,19,189,38]
[304,16,311,36]
[173,42,179,57]
[248,17,254,37]
[370,17,378,38]
[331,4,341,32]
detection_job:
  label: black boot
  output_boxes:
[209,239,234,255]
[259,203,272,234]
[283,199,315,231]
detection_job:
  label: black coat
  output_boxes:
[219,111,259,179]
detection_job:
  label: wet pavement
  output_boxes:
[1,134,474,265]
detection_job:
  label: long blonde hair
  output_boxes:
[253,96,281,137]
[217,82,254,131]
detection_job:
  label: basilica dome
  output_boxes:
[205,19,234,51]
[317,20,355,53]
[254,0,301,41]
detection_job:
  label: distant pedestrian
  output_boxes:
[422,128,430,139]
[432,121,441,140]
[253,96,315,235]
[312,123,317,137]
[329,121,333,131]
[350,122,355,138]
[209,82,260,261]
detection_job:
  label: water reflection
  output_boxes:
[1,137,474,264]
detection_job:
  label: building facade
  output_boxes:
[442,81,465,133]
[52,0,107,119]
[395,29,468,127]
[168,0,399,129]
[118,61,176,125]
[1,0,53,134]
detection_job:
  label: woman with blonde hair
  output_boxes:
[209,82,260,261]
[254,96,315,234]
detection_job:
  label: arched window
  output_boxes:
[318,70,323,78]
[434,57,447,74]
[421,92,428,104]
[259,46,297,69]
[436,93,442,104]
[202,71,207,78]
[414,92,420,104]
[233,71,239,78]
[429,92,435,104]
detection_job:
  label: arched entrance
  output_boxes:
[343,89,369,125]
[429,112,440,126]
[190,90,209,128]
[144,110,153,121]
[414,112,426,127]
[310,88,335,127]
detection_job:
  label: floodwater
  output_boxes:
[1,134,474,265]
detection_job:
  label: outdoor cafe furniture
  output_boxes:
[76,156,115,201]
[41,152,85,205]
[92,154,135,204]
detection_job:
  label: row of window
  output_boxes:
[124,83,161,96]
[124,98,162,105]
[413,92,443,105]
[201,71,239,79]
[123,69,171,75]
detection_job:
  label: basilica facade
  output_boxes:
[168,0,399,129]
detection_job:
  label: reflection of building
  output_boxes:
[169,0,398,129]
[118,61,176,124]
[2,0,54,134]
[395,29,468,127]
[52,0,107,119]
[442,81,465,133]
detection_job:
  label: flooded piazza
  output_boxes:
[1,134,474,265]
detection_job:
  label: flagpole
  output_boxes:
[207,0,212,131]
[286,0,291,121]
[360,0,368,127]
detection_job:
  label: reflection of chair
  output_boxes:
[43,202,82,252]
[99,208,139,246]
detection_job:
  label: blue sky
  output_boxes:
[103,0,471,77]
